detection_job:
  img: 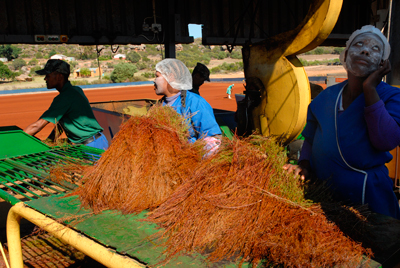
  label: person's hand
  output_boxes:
[363,59,391,91]
[283,162,310,181]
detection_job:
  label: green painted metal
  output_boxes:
[0,130,51,159]
[0,129,103,205]
[216,117,234,140]
[26,195,243,267]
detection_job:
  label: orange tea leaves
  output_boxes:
[73,105,203,214]
[147,136,371,267]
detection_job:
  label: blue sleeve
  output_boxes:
[301,103,317,145]
[185,93,222,142]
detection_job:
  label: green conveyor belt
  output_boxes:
[26,195,244,268]
[0,129,103,205]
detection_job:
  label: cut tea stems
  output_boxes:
[147,136,371,267]
[71,105,204,214]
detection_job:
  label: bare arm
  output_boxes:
[23,119,50,137]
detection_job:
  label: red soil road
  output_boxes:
[0,82,242,140]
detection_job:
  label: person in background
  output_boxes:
[190,62,210,95]
[23,59,108,150]
[154,58,221,155]
[284,25,400,219]
[226,84,234,99]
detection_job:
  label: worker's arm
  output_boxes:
[23,119,50,136]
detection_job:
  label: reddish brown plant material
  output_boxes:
[147,136,371,267]
[49,163,89,186]
[72,105,204,214]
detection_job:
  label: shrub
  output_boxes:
[0,45,21,61]
[11,58,26,70]
[313,47,325,55]
[230,51,242,59]
[210,62,243,74]
[29,66,42,76]
[136,62,147,70]
[99,55,112,61]
[35,52,43,59]
[210,66,221,74]
[69,61,79,69]
[48,49,57,58]
[28,58,38,66]
[71,80,89,86]
[80,68,91,77]
[110,62,138,83]
[91,60,99,68]
[0,62,14,80]
[217,51,227,60]
[127,51,141,63]
[130,76,147,82]
[90,79,112,85]
[333,47,345,54]
[142,72,155,78]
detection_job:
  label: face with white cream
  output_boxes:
[344,33,384,78]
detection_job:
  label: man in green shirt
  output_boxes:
[24,59,108,150]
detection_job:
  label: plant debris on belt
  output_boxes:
[54,105,371,267]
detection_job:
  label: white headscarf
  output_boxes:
[155,59,192,90]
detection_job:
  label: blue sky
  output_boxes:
[189,24,202,39]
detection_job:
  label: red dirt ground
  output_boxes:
[0,82,242,140]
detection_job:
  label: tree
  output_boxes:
[0,62,14,80]
[11,58,26,70]
[80,68,91,77]
[127,51,141,63]
[110,62,137,83]
[0,45,21,61]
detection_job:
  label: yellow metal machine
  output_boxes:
[239,0,343,144]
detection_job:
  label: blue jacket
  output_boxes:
[302,81,400,219]
[165,91,222,143]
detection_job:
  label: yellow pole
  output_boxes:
[0,242,11,268]
[7,202,144,268]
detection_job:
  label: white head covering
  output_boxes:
[155,59,192,90]
[340,25,391,69]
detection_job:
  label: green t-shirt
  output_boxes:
[40,82,103,143]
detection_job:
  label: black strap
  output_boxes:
[180,90,186,108]
[180,90,198,139]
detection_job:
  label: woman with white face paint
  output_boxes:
[284,25,400,219]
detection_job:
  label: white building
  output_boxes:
[113,54,126,60]
[50,54,67,60]
[0,58,8,62]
